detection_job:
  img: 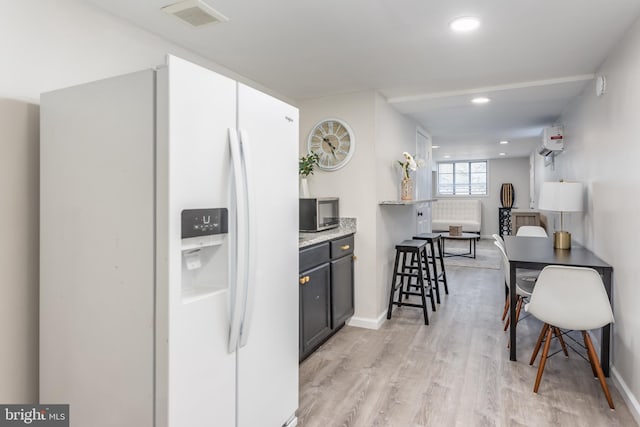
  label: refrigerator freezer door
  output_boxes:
[157,55,237,427]
[236,84,299,427]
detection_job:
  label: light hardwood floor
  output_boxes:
[298,265,637,427]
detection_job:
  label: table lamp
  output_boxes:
[538,181,583,249]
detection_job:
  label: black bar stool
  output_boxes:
[387,240,436,325]
[413,232,449,303]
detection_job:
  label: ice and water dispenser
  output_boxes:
[181,208,229,302]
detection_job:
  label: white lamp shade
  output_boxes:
[538,181,583,212]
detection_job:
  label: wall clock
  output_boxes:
[307,118,355,171]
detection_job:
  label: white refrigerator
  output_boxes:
[40,55,299,427]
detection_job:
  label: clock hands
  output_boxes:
[322,137,337,150]
[323,137,338,159]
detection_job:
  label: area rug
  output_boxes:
[442,238,501,269]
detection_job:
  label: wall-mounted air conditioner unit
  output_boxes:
[538,126,564,156]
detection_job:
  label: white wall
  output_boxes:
[0,100,39,402]
[0,0,291,404]
[485,158,531,236]
[299,91,379,321]
[433,157,531,237]
[0,0,290,104]
[299,91,424,326]
[536,15,640,421]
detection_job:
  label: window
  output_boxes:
[437,161,487,195]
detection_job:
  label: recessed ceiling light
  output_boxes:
[499,152,506,156]
[432,145,440,149]
[499,140,509,145]
[450,17,480,33]
[471,97,491,104]
[443,155,451,159]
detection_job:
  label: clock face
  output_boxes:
[307,119,355,171]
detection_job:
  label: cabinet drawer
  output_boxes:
[299,242,330,272]
[330,235,354,258]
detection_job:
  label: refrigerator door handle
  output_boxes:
[238,129,257,348]
[228,128,248,354]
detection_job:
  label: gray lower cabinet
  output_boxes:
[299,234,355,361]
[299,262,331,359]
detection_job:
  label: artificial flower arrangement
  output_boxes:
[398,152,418,181]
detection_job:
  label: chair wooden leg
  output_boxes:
[506,297,524,348]
[554,327,569,357]
[584,333,599,379]
[533,327,554,393]
[515,297,523,324]
[530,323,550,365]
[504,296,521,332]
[501,293,509,321]
[583,331,615,409]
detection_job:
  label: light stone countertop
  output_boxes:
[299,218,356,248]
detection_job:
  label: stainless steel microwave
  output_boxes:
[299,198,339,232]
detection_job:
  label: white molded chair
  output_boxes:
[492,233,504,249]
[525,265,615,409]
[494,241,540,331]
[516,226,548,237]
[492,234,511,321]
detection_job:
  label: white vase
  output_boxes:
[300,177,310,198]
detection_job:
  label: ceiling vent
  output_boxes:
[162,0,229,28]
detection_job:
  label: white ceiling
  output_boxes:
[82,0,640,161]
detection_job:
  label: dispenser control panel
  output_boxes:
[181,208,228,239]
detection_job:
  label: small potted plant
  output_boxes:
[299,152,319,197]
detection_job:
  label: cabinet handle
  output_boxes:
[352,255,357,261]
[305,276,310,284]
[299,277,306,285]
[300,275,310,285]
[340,244,350,251]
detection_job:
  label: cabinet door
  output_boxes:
[300,263,331,359]
[331,255,354,329]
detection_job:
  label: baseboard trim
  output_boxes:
[611,366,640,426]
[346,312,387,330]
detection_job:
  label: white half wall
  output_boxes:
[374,93,425,321]
[536,15,640,423]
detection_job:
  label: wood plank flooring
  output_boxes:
[298,264,638,427]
